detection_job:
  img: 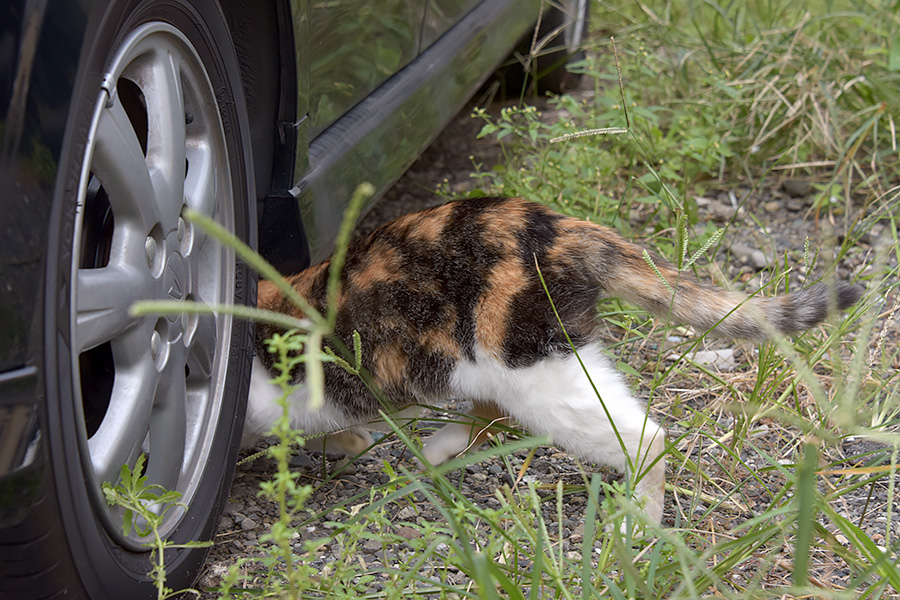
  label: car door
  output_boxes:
[308,0,425,137]
[420,0,481,49]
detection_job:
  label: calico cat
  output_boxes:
[243,197,861,524]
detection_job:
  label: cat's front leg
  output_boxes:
[243,356,364,450]
[306,427,375,456]
[421,401,510,465]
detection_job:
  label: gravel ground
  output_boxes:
[198,85,900,596]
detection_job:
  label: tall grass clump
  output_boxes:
[475,0,899,232]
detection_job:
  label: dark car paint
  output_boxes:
[0,0,541,527]
[0,0,88,526]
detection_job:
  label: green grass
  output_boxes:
[115,0,900,597]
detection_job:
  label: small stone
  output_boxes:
[532,460,551,474]
[335,459,357,475]
[240,517,257,531]
[223,501,244,516]
[707,200,738,222]
[763,200,781,213]
[290,452,313,468]
[730,243,769,270]
[488,464,502,475]
[782,179,812,197]
[396,526,421,540]
[688,349,736,371]
[786,198,804,212]
[362,539,383,553]
[396,506,417,520]
[248,459,270,473]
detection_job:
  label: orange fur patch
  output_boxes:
[373,339,407,388]
[420,314,463,361]
[403,206,450,245]
[475,261,530,359]
[350,244,402,289]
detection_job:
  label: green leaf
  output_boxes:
[889,32,900,72]
[122,508,134,537]
[616,361,642,379]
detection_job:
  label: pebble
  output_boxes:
[396,506,417,520]
[531,460,551,474]
[729,242,769,270]
[290,452,313,468]
[690,349,736,371]
[786,198,805,211]
[396,526,420,540]
[782,179,812,196]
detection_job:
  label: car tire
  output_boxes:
[0,1,255,598]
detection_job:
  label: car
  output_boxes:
[0,0,588,597]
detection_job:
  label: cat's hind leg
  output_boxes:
[451,345,666,524]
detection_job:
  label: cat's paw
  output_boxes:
[420,423,474,466]
[310,427,375,456]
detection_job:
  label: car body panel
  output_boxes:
[0,0,92,524]
[1,0,88,375]
[308,0,425,137]
[421,0,483,49]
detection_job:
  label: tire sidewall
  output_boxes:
[43,0,254,595]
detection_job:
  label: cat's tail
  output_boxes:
[591,231,862,342]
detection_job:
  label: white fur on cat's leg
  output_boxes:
[450,345,667,524]
[630,425,666,525]
[422,401,509,465]
[242,356,356,449]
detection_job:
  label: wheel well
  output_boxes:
[218,0,286,201]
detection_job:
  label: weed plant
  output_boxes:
[114,0,900,598]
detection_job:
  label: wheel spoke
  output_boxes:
[88,344,158,485]
[76,266,150,353]
[142,46,187,227]
[184,139,217,218]
[146,356,187,493]
[185,312,217,382]
[181,140,216,257]
[93,98,159,233]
